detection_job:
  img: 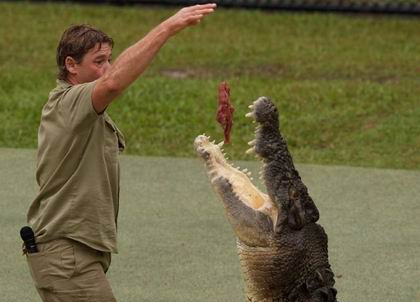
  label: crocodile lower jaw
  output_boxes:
[194,135,277,224]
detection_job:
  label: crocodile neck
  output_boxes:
[237,225,334,302]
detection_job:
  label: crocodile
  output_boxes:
[194,97,337,302]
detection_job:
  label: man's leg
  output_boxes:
[26,239,117,302]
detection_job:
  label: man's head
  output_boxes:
[56,24,114,84]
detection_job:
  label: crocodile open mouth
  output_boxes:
[194,97,278,222]
[195,97,335,301]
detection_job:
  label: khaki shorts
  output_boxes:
[25,238,117,302]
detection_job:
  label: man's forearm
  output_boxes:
[92,3,216,113]
[99,22,171,98]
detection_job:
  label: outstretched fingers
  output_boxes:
[167,3,217,33]
[184,4,216,24]
[188,3,218,12]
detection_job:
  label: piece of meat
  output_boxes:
[216,81,235,144]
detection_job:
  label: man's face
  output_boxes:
[69,43,112,84]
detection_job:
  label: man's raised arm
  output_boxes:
[91,3,216,113]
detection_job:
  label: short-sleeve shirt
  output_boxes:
[27,80,125,253]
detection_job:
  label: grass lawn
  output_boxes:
[0,2,419,171]
[1,148,419,302]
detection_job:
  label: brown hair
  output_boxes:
[56,24,114,80]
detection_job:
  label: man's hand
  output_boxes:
[164,3,217,36]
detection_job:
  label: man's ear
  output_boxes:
[65,56,78,76]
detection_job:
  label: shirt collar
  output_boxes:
[56,79,72,89]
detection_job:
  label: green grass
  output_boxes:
[0,2,419,170]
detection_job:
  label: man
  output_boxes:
[24,4,216,301]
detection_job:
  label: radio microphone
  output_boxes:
[20,226,38,254]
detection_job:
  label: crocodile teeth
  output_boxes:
[218,141,224,148]
[247,172,252,177]
[210,176,219,183]
[211,140,216,144]
[246,147,255,154]
[248,139,256,146]
[242,168,249,173]
[245,112,255,118]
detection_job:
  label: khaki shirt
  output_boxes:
[27,80,125,253]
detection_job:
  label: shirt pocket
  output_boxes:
[104,114,125,152]
[104,119,119,160]
[26,245,75,289]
